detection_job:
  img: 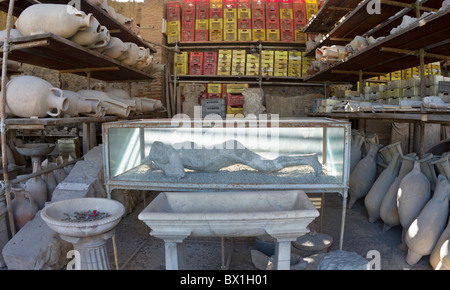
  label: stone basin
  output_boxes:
[138,190,319,269]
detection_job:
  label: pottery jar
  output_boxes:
[101,37,129,59]
[350,130,365,173]
[379,153,416,231]
[53,156,67,184]
[15,4,93,38]
[430,215,450,269]
[420,153,438,191]
[432,154,450,180]
[404,174,449,266]
[6,75,69,118]
[69,17,110,48]
[107,88,131,99]
[365,152,401,223]
[348,141,381,209]
[25,161,48,210]
[0,28,22,40]
[436,240,450,270]
[62,90,100,117]
[78,90,132,117]
[120,42,142,66]
[397,161,431,231]
[11,185,38,230]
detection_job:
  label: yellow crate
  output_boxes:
[209,18,223,30]
[223,18,237,30]
[252,29,266,41]
[209,29,223,41]
[246,53,259,63]
[288,51,302,60]
[279,9,293,19]
[306,8,318,20]
[266,29,280,41]
[224,8,237,19]
[225,84,248,94]
[175,63,188,75]
[174,51,188,64]
[275,50,289,58]
[232,49,246,57]
[223,29,237,41]
[261,50,274,58]
[167,21,181,33]
[227,105,244,114]
[207,83,222,94]
[167,31,180,44]
[231,64,246,76]
[195,19,209,30]
[217,65,231,75]
[238,29,252,41]
[238,8,251,19]
[294,30,307,42]
[288,67,302,77]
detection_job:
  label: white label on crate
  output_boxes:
[55,182,90,191]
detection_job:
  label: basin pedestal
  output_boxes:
[60,229,115,270]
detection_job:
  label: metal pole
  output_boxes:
[0,0,17,236]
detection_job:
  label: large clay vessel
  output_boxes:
[397,161,431,231]
[25,161,48,210]
[436,240,450,270]
[404,174,449,265]
[62,90,101,117]
[69,17,110,49]
[100,37,129,59]
[379,153,416,231]
[120,42,144,66]
[348,141,380,209]
[15,4,93,38]
[365,152,401,223]
[106,88,131,99]
[420,153,438,191]
[432,154,450,180]
[6,76,68,118]
[78,90,131,117]
[11,185,38,230]
[350,130,365,173]
[430,216,450,269]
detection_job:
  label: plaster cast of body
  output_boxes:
[144,140,322,179]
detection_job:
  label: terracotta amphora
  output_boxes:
[78,90,132,117]
[11,185,38,231]
[365,152,401,223]
[120,42,144,66]
[62,90,100,117]
[404,174,449,265]
[435,240,450,270]
[6,75,68,118]
[69,17,110,49]
[379,153,416,231]
[100,37,129,59]
[430,216,450,269]
[420,153,438,191]
[348,141,381,208]
[25,161,48,210]
[432,154,450,180]
[350,130,365,173]
[15,4,93,38]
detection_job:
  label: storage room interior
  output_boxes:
[0,0,449,271]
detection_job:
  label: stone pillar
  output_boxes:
[152,230,190,270]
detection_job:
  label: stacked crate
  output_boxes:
[266,0,280,41]
[224,0,238,41]
[231,49,246,76]
[181,0,196,41]
[288,50,302,77]
[274,50,288,76]
[203,51,218,75]
[201,98,226,118]
[189,52,203,75]
[209,0,223,41]
[174,51,189,75]
[195,0,209,41]
[217,49,233,75]
[252,0,266,40]
[293,0,307,41]
[246,52,260,76]
[167,1,181,44]
[261,50,274,76]
[206,83,222,99]
[279,0,294,41]
[305,0,318,22]
[226,84,248,117]
[238,0,252,40]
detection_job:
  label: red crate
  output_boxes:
[183,0,196,9]
[196,3,209,20]
[189,63,203,75]
[281,19,293,30]
[182,19,195,30]
[319,0,325,9]
[207,93,222,99]
[238,0,251,8]
[190,52,204,64]
[293,0,304,3]
[294,19,306,30]
[252,0,265,9]
[210,8,223,19]
[280,29,294,41]
[226,94,244,106]
[195,29,209,41]
[182,9,196,22]
[279,0,292,9]
[167,2,181,21]
[203,63,217,75]
[266,9,279,20]
[238,19,252,29]
[224,0,237,8]
[266,0,279,11]
[204,51,218,63]
[266,18,279,29]
[181,29,195,41]
[252,18,265,29]
[252,7,265,18]
[293,3,306,20]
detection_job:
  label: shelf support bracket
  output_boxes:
[379,46,450,61]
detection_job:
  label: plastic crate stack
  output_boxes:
[288,50,302,77]
[293,0,307,41]
[266,0,280,41]
[226,84,249,116]
[246,52,260,76]
[174,51,189,75]
[232,49,246,75]
[217,49,233,75]
[305,0,318,22]
[274,50,288,76]
[204,51,218,75]
[189,51,203,75]
[237,0,252,41]
[167,1,181,44]
[223,0,237,41]
[209,0,223,40]
[251,0,265,40]
[279,0,294,41]
[261,50,274,76]
[181,0,196,41]
[195,0,209,41]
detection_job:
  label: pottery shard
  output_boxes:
[316,250,370,270]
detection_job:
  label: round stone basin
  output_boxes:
[41,198,125,237]
[16,143,56,157]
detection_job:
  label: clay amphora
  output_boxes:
[350,130,365,173]
[432,154,450,180]
[6,76,68,118]
[436,240,450,270]
[379,141,403,165]
[106,89,131,99]
[53,156,67,184]
[100,37,129,59]
[62,90,100,117]
[141,97,163,111]
[78,90,131,117]
[121,42,144,66]
[397,161,431,231]
[348,141,381,208]
[420,153,438,191]
[349,35,368,52]
[11,185,38,230]
[379,153,416,231]
[365,152,401,223]
[41,159,57,200]
[430,216,450,269]
[404,174,449,265]
[69,17,110,49]
[25,160,48,209]
[15,4,93,38]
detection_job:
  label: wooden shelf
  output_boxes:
[171,40,306,50]
[1,33,154,81]
[172,74,316,85]
[0,0,156,53]
[305,7,450,82]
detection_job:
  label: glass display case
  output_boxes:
[102,117,351,194]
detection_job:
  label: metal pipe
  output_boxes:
[0,0,17,237]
